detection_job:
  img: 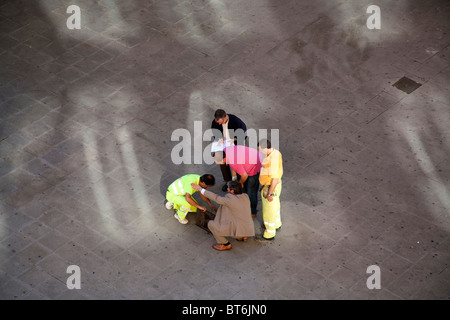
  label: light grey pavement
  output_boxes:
[0,0,449,300]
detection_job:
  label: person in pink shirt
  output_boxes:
[214,145,262,217]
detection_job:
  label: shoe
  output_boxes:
[213,243,232,251]
[174,213,188,224]
[165,202,174,210]
[236,237,248,241]
[256,236,275,243]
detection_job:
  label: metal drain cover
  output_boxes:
[392,76,422,94]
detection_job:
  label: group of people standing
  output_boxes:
[165,109,283,251]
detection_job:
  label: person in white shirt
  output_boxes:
[211,109,247,191]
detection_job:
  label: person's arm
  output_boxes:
[239,171,248,187]
[240,118,247,133]
[199,192,217,212]
[266,150,282,202]
[230,162,246,185]
[232,163,248,187]
[228,115,246,144]
[185,193,206,211]
[231,115,247,133]
[191,183,231,206]
[266,178,279,202]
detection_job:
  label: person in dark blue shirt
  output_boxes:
[211,109,247,191]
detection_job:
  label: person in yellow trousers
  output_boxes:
[165,174,217,224]
[257,139,283,241]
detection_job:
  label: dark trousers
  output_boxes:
[220,164,232,182]
[243,172,260,215]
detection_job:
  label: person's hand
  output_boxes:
[267,195,274,202]
[191,183,200,191]
[198,206,207,212]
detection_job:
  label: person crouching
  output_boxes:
[191,181,255,251]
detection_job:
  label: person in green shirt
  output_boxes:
[166,174,217,224]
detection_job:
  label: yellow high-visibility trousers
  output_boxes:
[166,191,198,220]
[261,180,282,239]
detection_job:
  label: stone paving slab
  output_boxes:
[0,0,449,300]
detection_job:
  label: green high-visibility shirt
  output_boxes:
[168,174,200,196]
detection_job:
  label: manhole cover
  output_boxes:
[194,210,215,233]
[392,76,422,94]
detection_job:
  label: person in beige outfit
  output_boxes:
[191,181,255,251]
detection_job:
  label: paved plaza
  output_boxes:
[0,0,449,300]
